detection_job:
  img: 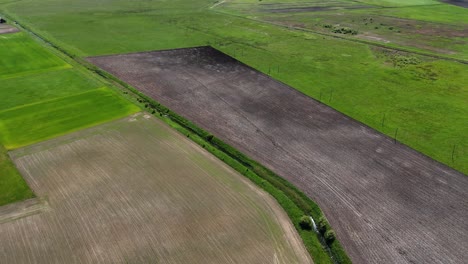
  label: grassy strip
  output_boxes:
[90,65,352,264]
[0,145,34,206]
[0,88,140,149]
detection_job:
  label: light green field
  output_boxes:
[0,88,139,149]
[0,145,34,206]
[354,0,440,6]
[0,30,140,205]
[1,0,466,174]
[0,69,101,111]
[0,32,70,79]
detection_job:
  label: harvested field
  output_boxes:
[0,113,311,264]
[443,0,468,8]
[89,47,468,264]
[0,24,19,35]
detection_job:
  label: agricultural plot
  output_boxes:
[0,88,139,149]
[1,113,312,264]
[0,30,139,206]
[2,0,466,175]
[216,0,468,59]
[0,145,33,207]
[0,32,70,79]
[89,47,468,264]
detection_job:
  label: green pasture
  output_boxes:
[0,69,101,111]
[0,88,139,150]
[0,145,34,206]
[367,4,468,24]
[0,32,70,79]
[0,27,141,206]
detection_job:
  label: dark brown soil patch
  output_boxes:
[442,0,468,8]
[88,47,468,264]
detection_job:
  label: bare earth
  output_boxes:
[0,113,311,264]
[0,24,19,35]
[89,47,468,264]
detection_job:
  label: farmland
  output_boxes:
[0,0,466,175]
[89,46,468,263]
[1,114,312,264]
[0,0,467,263]
[0,29,139,206]
[217,0,468,59]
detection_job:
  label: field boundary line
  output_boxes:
[0,87,108,114]
[0,197,49,224]
[0,64,72,81]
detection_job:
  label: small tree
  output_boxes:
[317,216,327,234]
[299,216,312,230]
[325,230,336,244]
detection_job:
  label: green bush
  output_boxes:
[299,216,312,230]
[325,230,336,244]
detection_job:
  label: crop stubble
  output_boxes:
[88,47,468,264]
[0,114,311,264]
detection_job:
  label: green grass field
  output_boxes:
[1,0,466,174]
[0,32,70,79]
[0,69,101,111]
[0,88,139,149]
[0,145,34,206]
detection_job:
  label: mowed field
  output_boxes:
[0,31,139,205]
[89,47,468,264]
[1,113,312,264]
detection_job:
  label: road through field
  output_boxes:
[0,113,311,264]
[89,47,468,264]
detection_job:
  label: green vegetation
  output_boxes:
[0,145,34,206]
[354,0,439,6]
[0,29,139,206]
[0,88,139,149]
[1,0,465,174]
[0,69,101,111]
[0,32,70,79]
[299,215,313,230]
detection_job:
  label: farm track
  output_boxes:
[89,47,468,264]
[0,114,311,264]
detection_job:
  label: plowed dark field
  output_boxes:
[89,47,468,264]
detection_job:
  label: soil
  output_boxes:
[89,47,468,264]
[1,114,311,264]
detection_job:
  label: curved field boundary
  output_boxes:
[85,58,349,264]
[2,114,312,264]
